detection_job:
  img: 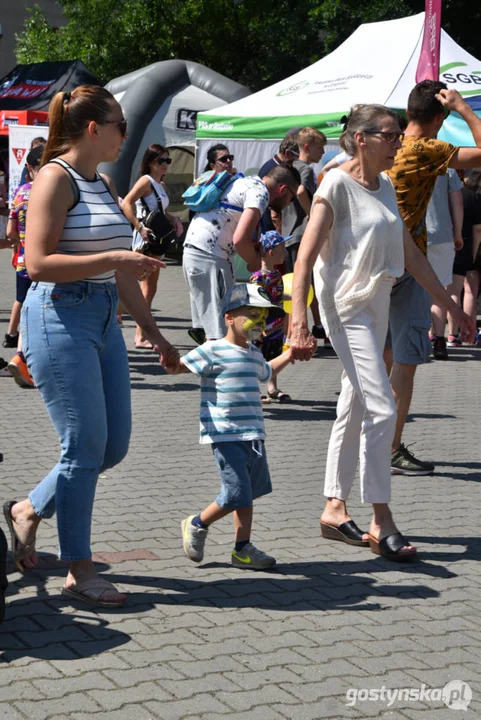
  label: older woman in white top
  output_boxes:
[290,104,471,562]
[122,144,183,347]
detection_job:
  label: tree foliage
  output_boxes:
[14,0,481,91]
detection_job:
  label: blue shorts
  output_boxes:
[16,274,32,304]
[385,270,431,365]
[212,440,272,510]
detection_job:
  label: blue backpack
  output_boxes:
[182,170,244,213]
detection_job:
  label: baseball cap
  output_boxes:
[223,283,284,317]
[259,230,292,253]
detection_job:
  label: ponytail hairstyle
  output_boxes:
[41,85,115,166]
[339,104,401,156]
[138,143,168,179]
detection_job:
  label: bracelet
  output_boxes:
[137,222,144,232]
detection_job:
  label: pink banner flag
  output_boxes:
[416,0,442,82]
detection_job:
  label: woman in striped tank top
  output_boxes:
[3,86,180,608]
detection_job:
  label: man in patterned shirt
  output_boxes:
[183,165,298,343]
[386,81,480,475]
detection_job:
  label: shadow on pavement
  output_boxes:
[96,564,441,615]
[407,412,456,421]
[264,406,336,422]
[0,554,130,662]
[406,534,481,561]
[130,381,199,391]
[2,538,473,662]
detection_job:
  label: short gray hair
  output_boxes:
[339,104,401,156]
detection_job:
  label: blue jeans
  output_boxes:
[21,281,131,561]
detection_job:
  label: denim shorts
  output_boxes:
[16,273,32,303]
[385,270,431,365]
[212,440,272,509]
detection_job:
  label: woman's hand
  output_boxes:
[154,339,181,373]
[450,304,475,344]
[172,216,183,237]
[114,250,165,281]
[290,324,317,361]
[139,224,153,243]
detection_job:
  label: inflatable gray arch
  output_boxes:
[100,59,250,196]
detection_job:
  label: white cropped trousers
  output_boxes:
[324,279,396,504]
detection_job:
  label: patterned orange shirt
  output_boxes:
[387,136,458,254]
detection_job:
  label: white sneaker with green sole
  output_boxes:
[181,515,208,562]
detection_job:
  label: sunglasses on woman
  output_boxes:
[216,154,234,163]
[86,119,128,137]
[102,119,128,137]
[364,130,404,144]
[156,157,172,165]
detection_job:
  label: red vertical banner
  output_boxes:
[415,0,442,82]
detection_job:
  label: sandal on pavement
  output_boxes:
[134,339,153,349]
[321,520,369,547]
[267,390,292,403]
[62,577,127,608]
[3,500,36,572]
[368,532,417,562]
[0,527,7,624]
[261,395,271,404]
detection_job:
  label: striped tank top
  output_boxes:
[51,158,132,283]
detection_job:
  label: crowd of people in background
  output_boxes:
[0,79,480,610]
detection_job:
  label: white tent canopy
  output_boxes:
[196,13,481,173]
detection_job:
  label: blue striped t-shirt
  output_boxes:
[182,340,272,444]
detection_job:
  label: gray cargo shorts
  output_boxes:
[182,245,234,340]
[385,270,431,365]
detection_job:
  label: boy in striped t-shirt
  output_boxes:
[172,283,294,569]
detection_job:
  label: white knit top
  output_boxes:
[313,168,405,335]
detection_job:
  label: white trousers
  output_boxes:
[324,279,396,504]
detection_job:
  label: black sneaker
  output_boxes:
[2,334,18,349]
[188,328,206,345]
[391,444,435,476]
[0,358,11,377]
[432,336,448,360]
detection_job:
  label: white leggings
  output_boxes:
[324,279,396,504]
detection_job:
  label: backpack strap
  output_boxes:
[217,173,245,212]
[218,202,243,212]
[140,180,167,217]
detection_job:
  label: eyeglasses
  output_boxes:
[282,185,296,203]
[216,154,234,164]
[156,157,172,165]
[102,119,128,137]
[364,130,404,144]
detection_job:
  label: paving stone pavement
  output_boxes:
[0,251,480,719]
